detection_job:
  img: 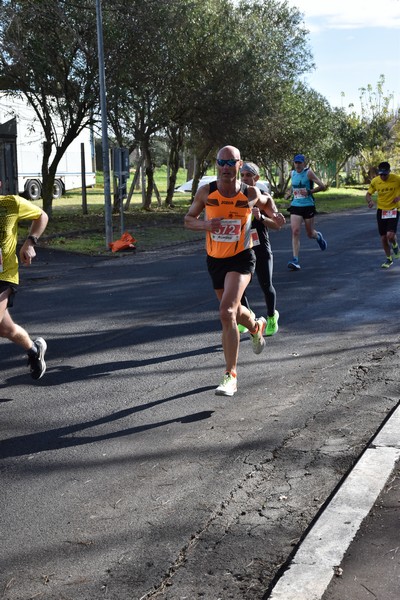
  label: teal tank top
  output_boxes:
[291,168,314,207]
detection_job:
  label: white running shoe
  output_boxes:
[215,372,237,396]
[28,337,47,380]
[250,317,266,354]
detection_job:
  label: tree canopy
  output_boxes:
[0,0,100,214]
[0,0,398,213]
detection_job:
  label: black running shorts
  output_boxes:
[206,249,256,290]
[0,281,18,308]
[377,209,399,236]
[288,205,317,219]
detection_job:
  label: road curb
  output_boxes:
[266,402,400,600]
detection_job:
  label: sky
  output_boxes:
[286,0,400,112]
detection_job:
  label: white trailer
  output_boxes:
[0,93,96,200]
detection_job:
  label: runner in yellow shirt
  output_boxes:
[366,161,400,269]
[0,193,48,379]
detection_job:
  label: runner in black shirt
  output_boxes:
[239,162,282,336]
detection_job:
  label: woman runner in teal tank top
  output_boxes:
[287,153,327,270]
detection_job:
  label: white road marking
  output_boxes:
[268,406,400,600]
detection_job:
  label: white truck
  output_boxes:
[0,93,96,200]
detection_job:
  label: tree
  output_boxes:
[104,0,318,205]
[356,76,398,181]
[0,0,99,216]
[314,108,366,186]
[104,0,191,210]
[235,81,334,196]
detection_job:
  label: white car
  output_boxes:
[175,176,272,194]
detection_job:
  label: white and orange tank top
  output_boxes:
[205,181,253,259]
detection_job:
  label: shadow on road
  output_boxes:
[0,388,215,459]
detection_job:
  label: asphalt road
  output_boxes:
[1,207,399,600]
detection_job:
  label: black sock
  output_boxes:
[27,343,38,357]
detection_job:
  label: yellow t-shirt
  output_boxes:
[0,195,42,284]
[368,173,400,210]
[205,182,253,259]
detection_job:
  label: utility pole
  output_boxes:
[95,0,113,248]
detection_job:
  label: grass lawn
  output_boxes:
[19,168,368,255]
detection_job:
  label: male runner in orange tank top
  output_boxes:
[184,145,285,396]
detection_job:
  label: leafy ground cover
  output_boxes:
[18,168,368,255]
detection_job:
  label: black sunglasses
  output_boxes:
[216,159,240,167]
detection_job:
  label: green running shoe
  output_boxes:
[392,244,400,259]
[238,310,255,334]
[266,310,279,336]
[381,258,393,269]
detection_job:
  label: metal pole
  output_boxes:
[80,142,88,215]
[95,0,113,248]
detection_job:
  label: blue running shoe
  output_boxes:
[316,232,327,251]
[288,258,301,271]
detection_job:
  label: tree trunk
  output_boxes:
[190,146,213,203]
[125,155,143,210]
[41,174,55,217]
[165,126,184,207]
[186,156,195,181]
[142,140,154,211]
[153,182,162,207]
[41,141,56,217]
[40,128,82,218]
[328,158,348,188]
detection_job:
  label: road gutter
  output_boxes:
[267,403,400,600]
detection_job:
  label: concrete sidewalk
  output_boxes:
[267,404,400,600]
[322,452,400,600]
